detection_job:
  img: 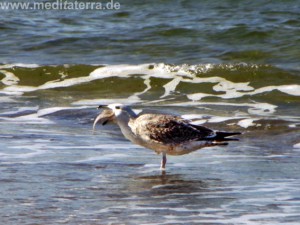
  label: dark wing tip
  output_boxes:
[97,105,108,109]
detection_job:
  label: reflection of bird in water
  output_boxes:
[133,174,209,193]
[93,103,241,170]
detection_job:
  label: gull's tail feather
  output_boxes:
[214,131,241,142]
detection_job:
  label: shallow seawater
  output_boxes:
[1,0,300,224]
[0,63,300,224]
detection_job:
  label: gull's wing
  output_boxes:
[131,114,215,145]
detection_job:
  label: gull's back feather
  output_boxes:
[130,114,215,145]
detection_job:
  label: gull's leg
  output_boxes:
[160,153,167,170]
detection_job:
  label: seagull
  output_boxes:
[93,103,241,170]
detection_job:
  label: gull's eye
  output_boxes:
[115,106,121,109]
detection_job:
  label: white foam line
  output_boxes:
[182,74,300,100]
[72,98,142,106]
[183,76,254,92]
[253,85,300,96]
[181,114,206,120]
[0,106,39,116]
[141,98,176,105]
[2,64,299,104]
[0,70,20,86]
[168,101,277,115]
[0,151,44,159]
[133,75,152,96]
[0,64,195,95]
[0,106,92,124]
[90,64,147,79]
[0,114,54,124]
[182,114,246,124]
[213,80,254,92]
[0,96,20,103]
[47,144,134,150]
[2,68,95,94]
[237,118,257,128]
[187,93,212,100]
[208,116,237,123]
[293,143,300,149]
[77,153,129,162]
[0,63,39,69]
[190,119,207,125]
[37,106,88,117]
[187,84,300,101]
[161,76,182,98]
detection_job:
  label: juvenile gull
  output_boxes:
[93,103,241,170]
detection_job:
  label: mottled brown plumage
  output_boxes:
[93,104,241,170]
[133,114,214,144]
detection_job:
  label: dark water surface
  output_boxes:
[0,0,299,69]
[0,0,300,224]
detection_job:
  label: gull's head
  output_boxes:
[98,103,136,119]
[93,103,137,129]
[105,103,137,118]
[106,103,125,117]
[93,103,136,129]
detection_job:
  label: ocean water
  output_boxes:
[1,1,300,224]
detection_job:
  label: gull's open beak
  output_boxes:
[93,108,116,130]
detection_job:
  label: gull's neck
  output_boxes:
[116,109,138,144]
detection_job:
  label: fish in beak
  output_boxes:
[93,106,116,130]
